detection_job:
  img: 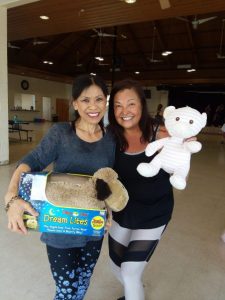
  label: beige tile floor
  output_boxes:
[1,123,225,300]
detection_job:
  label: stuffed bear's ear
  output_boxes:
[163,106,175,119]
[95,178,112,201]
[201,112,207,128]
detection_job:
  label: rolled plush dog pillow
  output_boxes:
[45,167,129,212]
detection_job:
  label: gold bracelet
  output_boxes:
[5,195,21,212]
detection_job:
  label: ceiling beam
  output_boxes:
[9,63,225,84]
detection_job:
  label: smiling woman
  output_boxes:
[71,77,108,143]
[108,79,173,300]
[113,88,143,132]
[5,74,116,300]
[73,84,107,141]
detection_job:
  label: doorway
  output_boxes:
[56,98,69,121]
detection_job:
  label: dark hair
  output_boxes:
[157,103,163,111]
[108,79,152,151]
[71,74,108,130]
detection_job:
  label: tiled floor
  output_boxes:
[1,123,225,300]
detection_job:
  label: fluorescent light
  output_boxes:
[43,60,53,65]
[124,0,136,3]
[40,15,49,20]
[187,68,196,72]
[162,50,173,56]
[95,56,104,61]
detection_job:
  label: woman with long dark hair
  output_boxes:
[108,79,174,300]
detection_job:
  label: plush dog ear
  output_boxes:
[95,178,112,201]
[94,168,129,211]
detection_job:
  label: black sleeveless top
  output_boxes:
[113,130,174,229]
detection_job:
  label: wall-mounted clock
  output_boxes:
[21,80,29,90]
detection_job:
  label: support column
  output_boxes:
[0,6,9,165]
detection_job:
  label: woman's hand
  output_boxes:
[4,163,34,235]
[6,197,38,235]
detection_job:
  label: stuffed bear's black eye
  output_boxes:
[175,117,180,121]
[189,120,194,124]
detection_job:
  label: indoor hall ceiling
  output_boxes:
[7,0,225,85]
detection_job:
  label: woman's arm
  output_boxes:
[104,205,112,233]
[5,125,62,235]
[5,163,38,235]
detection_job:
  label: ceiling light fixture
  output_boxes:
[43,60,53,65]
[90,73,96,76]
[162,50,173,56]
[40,15,49,20]
[187,68,196,72]
[78,9,85,16]
[135,71,140,74]
[95,56,104,61]
[121,34,127,39]
[124,0,136,3]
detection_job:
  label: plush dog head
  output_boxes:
[164,106,207,139]
[93,168,129,212]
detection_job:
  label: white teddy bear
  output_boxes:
[137,106,207,190]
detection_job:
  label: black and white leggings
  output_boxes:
[46,238,103,300]
[108,220,166,300]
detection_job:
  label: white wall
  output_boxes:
[8,74,169,122]
[146,86,169,117]
[8,74,72,121]
[0,6,8,164]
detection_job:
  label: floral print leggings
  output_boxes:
[46,239,103,300]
